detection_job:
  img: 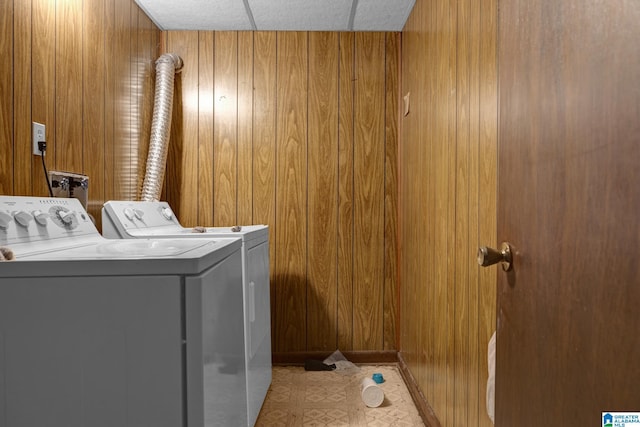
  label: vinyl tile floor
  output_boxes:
[255,365,425,427]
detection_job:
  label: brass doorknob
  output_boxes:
[477,242,513,271]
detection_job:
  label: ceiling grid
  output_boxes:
[135,0,415,31]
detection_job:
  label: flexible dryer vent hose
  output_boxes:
[140,53,183,201]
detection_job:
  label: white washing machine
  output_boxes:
[0,196,247,427]
[102,200,272,427]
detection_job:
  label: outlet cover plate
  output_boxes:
[32,122,45,156]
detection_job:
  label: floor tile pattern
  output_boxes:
[256,365,424,427]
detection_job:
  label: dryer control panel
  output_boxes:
[0,196,98,246]
[103,200,181,230]
[102,201,266,239]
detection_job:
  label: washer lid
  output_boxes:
[0,237,242,278]
[94,239,212,256]
[124,224,269,242]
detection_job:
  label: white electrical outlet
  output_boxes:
[32,122,46,156]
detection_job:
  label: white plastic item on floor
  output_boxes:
[361,377,385,407]
[323,349,360,375]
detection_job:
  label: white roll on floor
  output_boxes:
[361,377,384,408]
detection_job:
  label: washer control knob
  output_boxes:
[161,207,174,220]
[32,210,49,226]
[13,211,33,227]
[0,211,12,229]
[59,210,76,225]
[123,208,135,221]
[134,209,145,220]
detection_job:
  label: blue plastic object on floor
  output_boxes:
[372,373,384,384]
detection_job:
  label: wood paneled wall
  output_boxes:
[1,3,498,420]
[399,0,498,425]
[162,31,399,353]
[0,0,160,228]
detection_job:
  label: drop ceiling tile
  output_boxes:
[247,0,353,31]
[135,0,254,30]
[352,0,415,31]
[134,0,415,32]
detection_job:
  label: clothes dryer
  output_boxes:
[102,200,271,427]
[0,196,246,427]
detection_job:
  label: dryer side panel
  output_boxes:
[185,249,247,427]
[245,239,272,427]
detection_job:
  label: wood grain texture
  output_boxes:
[213,31,238,227]
[398,353,443,427]
[13,0,31,196]
[4,6,398,358]
[136,10,157,201]
[307,31,339,351]
[497,0,640,424]
[236,32,254,226]
[399,0,421,376]
[140,28,396,370]
[274,31,308,352]
[353,32,385,350]
[130,6,142,197]
[477,1,498,425]
[104,0,117,203]
[419,0,434,402]
[419,8,431,389]
[198,31,215,226]
[165,31,199,226]
[337,32,355,351]
[419,0,434,410]
[273,350,398,365]
[384,32,399,351]
[130,7,146,200]
[83,0,106,226]
[444,0,458,424]
[32,0,56,197]
[465,0,481,425]
[433,0,453,418]
[400,0,498,425]
[252,31,278,341]
[5,0,160,217]
[1,0,14,195]
[454,0,471,424]
[113,0,132,200]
